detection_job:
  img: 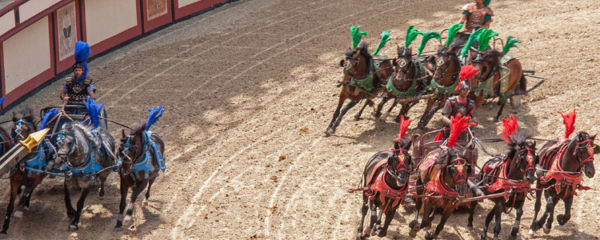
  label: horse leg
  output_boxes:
[124,179,148,225]
[366,200,377,236]
[64,181,76,218]
[0,179,20,236]
[69,186,91,230]
[535,189,557,234]
[409,177,423,237]
[329,101,359,135]
[374,96,390,119]
[354,100,371,120]
[529,188,543,234]
[467,201,477,228]
[493,98,507,122]
[381,98,397,121]
[418,99,442,130]
[115,176,129,230]
[557,192,574,226]
[144,177,156,206]
[492,200,505,240]
[482,202,497,240]
[395,101,417,123]
[98,173,108,197]
[324,93,346,137]
[357,195,369,239]
[509,195,526,239]
[14,184,33,218]
[426,205,453,240]
[376,207,396,237]
[420,199,433,230]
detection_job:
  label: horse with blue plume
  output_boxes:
[54,98,117,230]
[115,106,165,230]
[1,108,57,237]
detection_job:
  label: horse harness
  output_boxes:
[538,139,593,198]
[120,131,166,180]
[386,58,427,97]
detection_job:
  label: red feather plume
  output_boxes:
[501,114,518,142]
[448,113,477,147]
[558,109,576,138]
[397,115,412,141]
[455,65,478,91]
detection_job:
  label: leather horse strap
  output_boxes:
[365,160,387,187]
[539,142,589,198]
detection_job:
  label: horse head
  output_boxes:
[11,108,36,142]
[439,147,471,196]
[471,49,502,86]
[432,46,460,84]
[386,137,413,186]
[393,46,413,81]
[507,131,537,184]
[340,42,371,79]
[574,131,597,178]
[55,123,93,168]
[118,122,145,175]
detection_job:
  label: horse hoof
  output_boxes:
[69,224,78,231]
[543,226,551,234]
[425,231,434,240]
[354,116,361,121]
[376,228,386,237]
[123,215,132,225]
[528,229,535,236]
[409,230,417,237]
[557,214,568,225]
[13,211,23,218]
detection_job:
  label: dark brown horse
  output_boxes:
[323,42,393,137]
[470,50,527,121]
[529,132,599,236]
[356,138,412,239]
[374,46,432,122]
[416,45,462,130]
[114,122,165,230]
[479,131,537,240]
[409,147,474,240]
[1,109,54,237]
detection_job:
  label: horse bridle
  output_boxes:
[433,49,459,83]
[472,53,496,84]
[121,135,139,165]
[12,119,32,140]
[516,146,536,173]
[448,157,468,185]
[386,149,410,178]
[575,138,595,167]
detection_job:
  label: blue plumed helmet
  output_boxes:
[73,41,91,82]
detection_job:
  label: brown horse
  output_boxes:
[471,50,527,121]
[1,109,54,237]
[479,131,537,240]
[356,138,413,239]
[409,147,474,240]
[374,46,432,122]
[323,42,393,137]
[114,122,165,230]
[529,132,599,236]
[416,45,462,130]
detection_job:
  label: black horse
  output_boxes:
[356,137,412,239]
[114,121,165,230]
[478,131,537,240]
[529,131,599,236]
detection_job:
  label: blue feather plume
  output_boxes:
[83,97,103,128]
[0,96,4,106]
[40,108,58,129]
[145,106,164,131]
[74,41,91,82]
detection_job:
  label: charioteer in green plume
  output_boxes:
[459,0,494,33]
[323,26,394,137]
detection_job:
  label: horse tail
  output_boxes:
[519,73,527,92]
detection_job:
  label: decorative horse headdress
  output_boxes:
[145,106,165,131]
[501,114,518,143]
[403,25,421,51]
[445,24,464,48]
[417,31,441,56]
[350,25,368,49]
[372,30,391,56]
[502,35,520,55]
[397,115,412,142]
[558,109,576,139]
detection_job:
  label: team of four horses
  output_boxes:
[0,98,166,237]
[330,25,599,239]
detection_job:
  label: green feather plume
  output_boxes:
[405,25,421,48]
[502,35,519,54]
[372,30,391,56]
[417,31,441,56]
[445,24,464,47]
[351,25,368,48]
[484,0,491,6]
[476,28,498,51]
[461,28,483,58]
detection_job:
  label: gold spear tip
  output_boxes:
[19,128,50,152]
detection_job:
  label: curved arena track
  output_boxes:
[2,0,600,239]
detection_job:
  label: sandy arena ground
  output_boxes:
[1,0,600,239]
